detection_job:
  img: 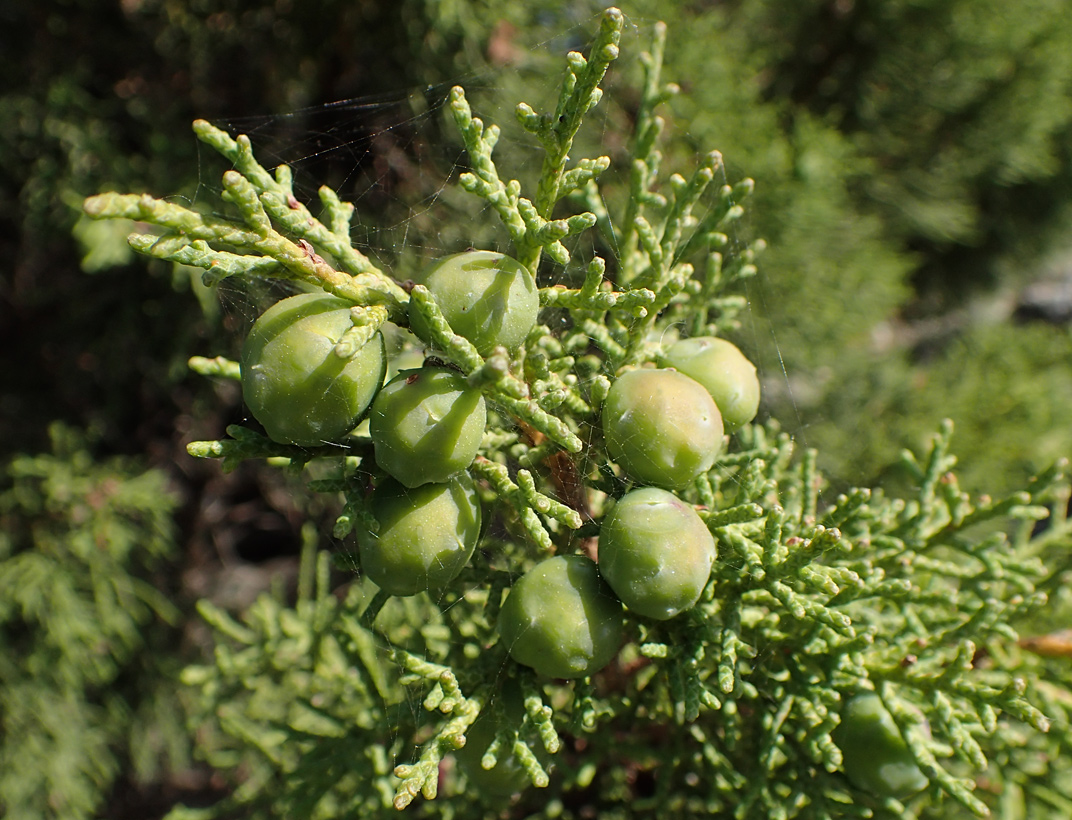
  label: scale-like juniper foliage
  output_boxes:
[84,8,1072,819]
[0,424,181,820]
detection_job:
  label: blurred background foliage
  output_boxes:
[4,0,1072,816]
